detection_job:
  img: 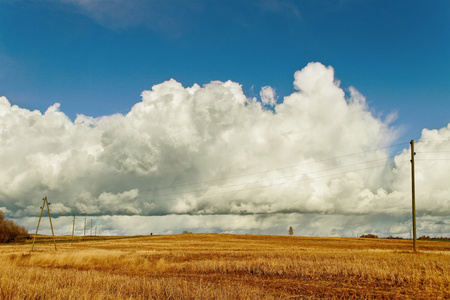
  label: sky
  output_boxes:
[0,0,449,238]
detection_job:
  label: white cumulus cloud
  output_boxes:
[1,62,449,237]
[260,86,277,106]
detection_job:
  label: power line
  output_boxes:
[143,156,400,199]
[52,152,404,203]
[142,160,410,203]
[48,142,414,205]
[122,142,409,194]
[415,159,450,161]
[416,151,450,154]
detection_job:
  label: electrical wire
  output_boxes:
[415,159,450,161]
[141,160,411,203]
[142,157,399,198]
[52,147,406,202]
[416,151,450,154]
[128,142,409,194]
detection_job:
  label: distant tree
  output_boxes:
[360,234,378,239]
[288,226,294,236]
[0,210,29,243]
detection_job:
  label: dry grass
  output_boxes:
[1,234,449,299]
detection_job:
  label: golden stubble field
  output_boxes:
[0,234,449,299]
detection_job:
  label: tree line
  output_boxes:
[0,210,29,243]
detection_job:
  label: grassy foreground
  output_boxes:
[0,234,449,299]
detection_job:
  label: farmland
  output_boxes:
[0,234,449,299]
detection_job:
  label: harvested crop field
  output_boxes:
[1,234,449,299]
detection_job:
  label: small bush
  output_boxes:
[0,210,29,243]
[387,236,403,239]
[418,235,450,241]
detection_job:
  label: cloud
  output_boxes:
[260,86,277,106]
[44,0,302,36]
[0,207,12,215]
[50,0,200,36]
[74,189,141,215]
[1,62,449,236]
[256,0,301,19]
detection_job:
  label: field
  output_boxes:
[0,234,449,299]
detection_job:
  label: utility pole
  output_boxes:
[46,198,57,251]
[71,214,75,243]
[31,196,57,251]
[410,140,417,252]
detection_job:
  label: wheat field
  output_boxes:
[0,234,449,299]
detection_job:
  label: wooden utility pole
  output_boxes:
[31,196,57,251]
[410,140,417,252]
[71,214,75,244]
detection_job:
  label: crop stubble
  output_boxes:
[0,234,449,299]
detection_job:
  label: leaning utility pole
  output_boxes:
[410,140,417,252]
[31,196,57,251]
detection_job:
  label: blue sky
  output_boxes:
[1,1,450,237]
[1,0,449,142]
